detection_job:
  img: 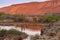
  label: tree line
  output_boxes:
[0,12,60,23]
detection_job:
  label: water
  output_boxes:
[0,26,41,40]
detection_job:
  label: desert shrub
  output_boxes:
[49,33,56,37]
[0,29,21,36]
[0,29,22,37]
[38,13,60,23]
[0,29,7,37]
[13,14,26,22]
[7,29,21,35]
[30,35,40,40]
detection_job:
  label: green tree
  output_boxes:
[14,14,26,22]
[0,12,6,20]
[38,13,60,23]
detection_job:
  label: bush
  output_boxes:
[13,14,26,22]
[7,29,21,35]
[0,29,7,37]
[38,13,60,23]
[0,29,22,37]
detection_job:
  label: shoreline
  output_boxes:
[0,22,42,31]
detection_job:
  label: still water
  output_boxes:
[0,26,41,40]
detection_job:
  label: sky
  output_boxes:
[0,0,48,8]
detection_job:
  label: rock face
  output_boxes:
[0,0,60,15]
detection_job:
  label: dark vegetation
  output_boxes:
[0,12,60,23]
[39,13,60,23]
[0,12,26,22]
[0,29,28,40]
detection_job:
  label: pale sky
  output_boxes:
[0,0,48,8]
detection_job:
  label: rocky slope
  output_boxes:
[0,0,60,15]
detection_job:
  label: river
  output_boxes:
[0,26,41,40]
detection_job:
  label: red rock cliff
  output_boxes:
[0,0,60,15]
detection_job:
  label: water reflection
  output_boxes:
[0,26,41,35]
[0,26,41,40]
